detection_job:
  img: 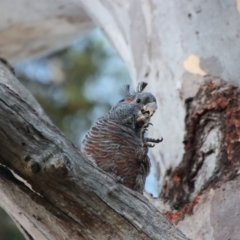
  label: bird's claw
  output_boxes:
[144,122,153,129]
[146,138,163,143]
[116,176,124,184]
[145,137,163,143]
[142,137,163,148]
[141,122,163,148]
[144,143,155,148]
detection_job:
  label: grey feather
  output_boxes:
[136,82,148,93]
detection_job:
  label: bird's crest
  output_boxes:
[136,82,148,93]
[119,82,148,102]
[119,84,132,98]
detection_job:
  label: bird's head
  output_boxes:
[108,82,157,129]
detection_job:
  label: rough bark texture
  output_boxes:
[161,76,240,239]
[0,58,50,122]
[0,61,188,240]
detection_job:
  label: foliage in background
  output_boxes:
[0,30,130,240]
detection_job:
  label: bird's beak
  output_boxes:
[141,102,157,116]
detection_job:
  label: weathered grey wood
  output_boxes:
[0,62,188,240]
[0,58,50,122]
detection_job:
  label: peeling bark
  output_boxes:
[161,76,240,239]
[0,62,188,239]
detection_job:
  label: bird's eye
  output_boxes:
[136,98,141,103]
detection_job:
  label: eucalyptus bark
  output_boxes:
[161,76,240,239]
[0,61,188,240]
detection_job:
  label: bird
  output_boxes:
[81,82,162,193]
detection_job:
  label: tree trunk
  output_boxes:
[160,76,240,239]
[0,60,187,240]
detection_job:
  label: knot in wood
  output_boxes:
[28,160,41,173]
[46,155,71,178]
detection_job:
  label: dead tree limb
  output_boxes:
[0,61,188,240]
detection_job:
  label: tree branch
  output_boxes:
[0,58,50,122]
[0,62,188,239]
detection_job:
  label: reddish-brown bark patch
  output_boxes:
[161,76,240,212]
[164,195,200,224]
